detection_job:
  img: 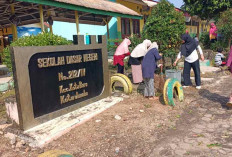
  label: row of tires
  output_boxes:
[111,73,184,106]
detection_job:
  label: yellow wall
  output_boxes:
[116,0,210,39]
[186,20,210,37]
[116,0,151,36]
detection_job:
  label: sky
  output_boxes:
[168,0,184,8]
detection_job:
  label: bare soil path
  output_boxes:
[149,75,232,157]
[0,74,231,157]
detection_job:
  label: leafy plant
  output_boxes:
[1,32,72,71]
[128,34,144,52]
[182,0,232,20]
[217,8,232,48]
[207,143,222,148]
[210,41,228,51]
[142,0,186,68]
[200,31,211,49]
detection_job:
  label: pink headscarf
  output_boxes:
[209,23,217,37]
[227,46,232,73]
[114,38,131,56]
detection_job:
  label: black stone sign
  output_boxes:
[28,49,104,118]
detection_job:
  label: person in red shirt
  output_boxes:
[113,38,131,74]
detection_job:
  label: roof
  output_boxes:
[0,0,142,28]
[53,0,140,16]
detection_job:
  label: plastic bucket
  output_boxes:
[165,69,182,83]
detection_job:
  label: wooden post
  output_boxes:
[75,11,80,35]
[10,4,18,41]
[130,19,133,35]
[39,5,45,32]
[47,11,53,33]
[103,18,110,39]
[106,20,109,39]
[197,23,200,38]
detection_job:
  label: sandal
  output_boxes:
[227,102,232,108]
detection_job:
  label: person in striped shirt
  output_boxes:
[215,48,226,66]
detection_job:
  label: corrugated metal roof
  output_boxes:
[53,0,141,16]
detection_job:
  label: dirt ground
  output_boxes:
[0,71,231,157]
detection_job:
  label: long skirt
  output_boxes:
[132,64,143,83]
[144,78,154,97]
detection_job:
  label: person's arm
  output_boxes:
[197,45,205,61]
[221,54,226,58]
[154,49,162,60]
[173,52,181,66]
[125,52,130,56]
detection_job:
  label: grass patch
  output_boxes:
[0,90,15,118]
[0,90,15,102]
[197,134,205,137]
[144,104,152,108]
[155,92,162,97]
[198,141,203,146]
[207,143,222,148]
[170,125,176,130]
[185,151,190,155]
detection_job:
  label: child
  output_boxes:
[113,38,131,74]
[215,48,226,66]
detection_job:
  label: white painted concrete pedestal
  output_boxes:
[5,96,123,148]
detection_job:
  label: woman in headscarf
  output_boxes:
[173,33,204,89]
[226,46,232,108]
[129,39,152,84]
[226,46,232,73]
[142,42,162,100]
[209,23,217,43]
[113,38,131,74]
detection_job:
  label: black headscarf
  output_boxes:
[180,34,197,57]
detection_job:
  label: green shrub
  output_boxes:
[1,32,72,71]
[128,34,144,52]
[142,0,186,68]
[107,38,123,55]
[210,41,228,51]
[217,8,232,48]
[200,31,210,49]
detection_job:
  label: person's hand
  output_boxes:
[159,53,163,56]
[158,64,163,68]
[173,61,177,66]
[201,54,205,61]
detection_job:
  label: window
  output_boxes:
[121,18,140,38]
[132,19,140,35]
[121,18,130,38]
